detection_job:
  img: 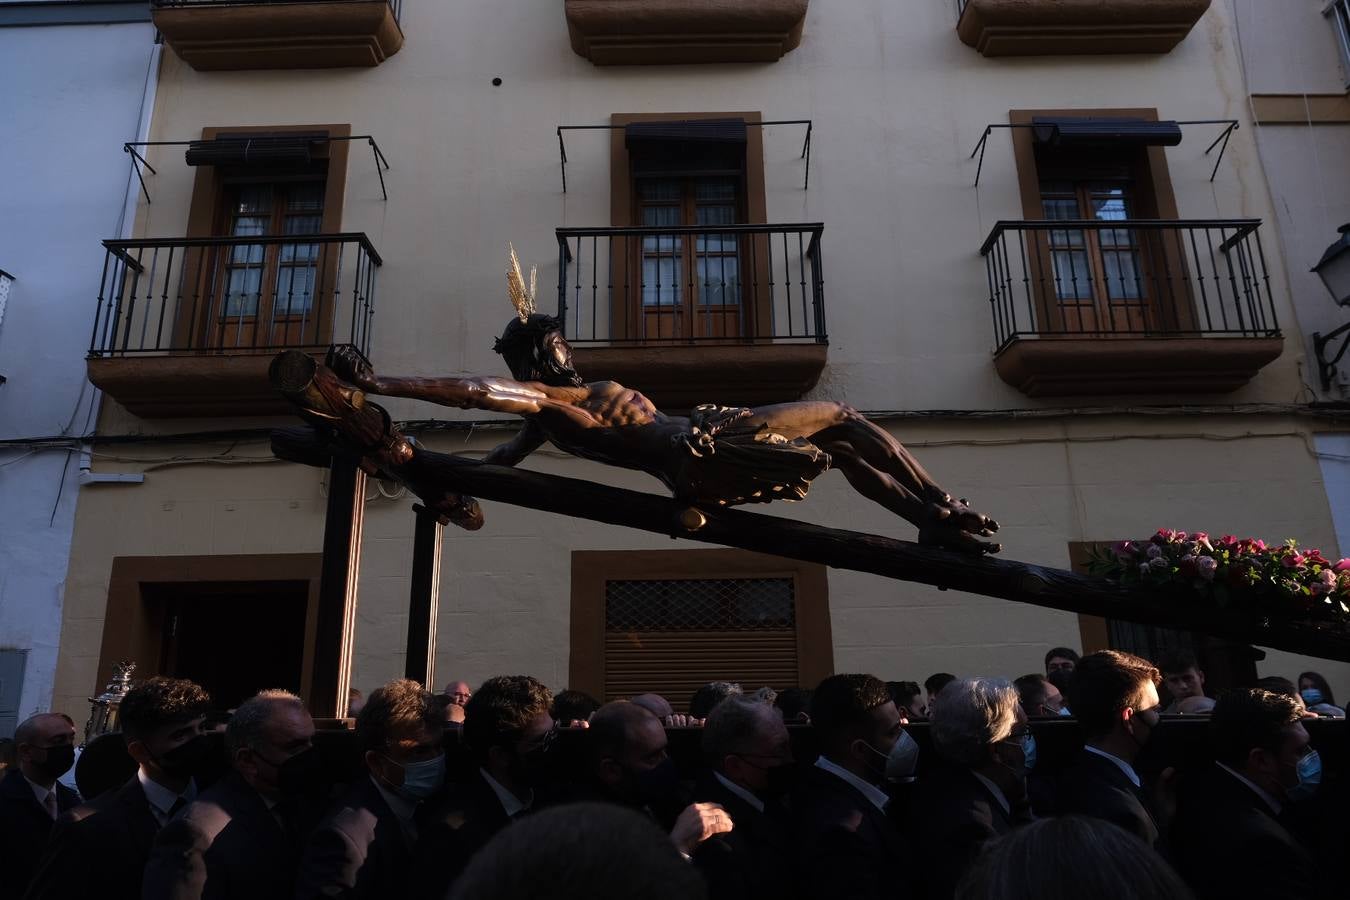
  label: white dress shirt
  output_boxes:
[480,768,533,818]
[713,771,765,814]
[1085,745,1142,789]
[814,756,889,812]
[137,768,198,827]
[24,774,59,818]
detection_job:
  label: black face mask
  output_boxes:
[629,757,681,808]
[276,748,328,799]
[759,763,799,803]
[155,734,215,778]
[511,741,555,789]
[32,744,75,781]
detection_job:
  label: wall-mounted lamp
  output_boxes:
[1311,224,1350,391]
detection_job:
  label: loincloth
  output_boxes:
[669,405,831,507]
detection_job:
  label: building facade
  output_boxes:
[47,0,1350,718]
[0,1,157,735]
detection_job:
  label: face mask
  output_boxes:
[1057,705,1072,718]
[854,738,893,784]
[510,739,555,788]
[155,735,215,779]
[1287,750,1322,802]
[995,734,1033,779]
[1021,734,1037,773]
[760,762,798,802]
[1300,689,1325,707]
[885,730,921,782]
[31,744,75,781]
[276,748,329,799]
[390,753,445,801]
[630,756,681,807]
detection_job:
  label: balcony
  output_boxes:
[151,0,404,71]
[564,0,809,65]
[980,219,1282,396]
[956,0,1211,57]
[555,224,828,410]
[87,233,380,417]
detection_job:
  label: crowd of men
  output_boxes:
[0,648,1343,899]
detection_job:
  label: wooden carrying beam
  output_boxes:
[270,352,1350,663]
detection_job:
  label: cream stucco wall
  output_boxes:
[51,0,1350,716]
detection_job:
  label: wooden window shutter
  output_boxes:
[570,550,833,709]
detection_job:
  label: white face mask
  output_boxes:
[886,729,921,782]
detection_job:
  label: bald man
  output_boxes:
[0,713,81,900]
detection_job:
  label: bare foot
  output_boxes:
[921,502,1001,554]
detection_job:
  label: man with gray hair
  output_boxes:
[691,696,794,900]
[143,689,322,900]
[909,677,1033,899]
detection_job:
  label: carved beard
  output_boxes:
[536,351,585,387]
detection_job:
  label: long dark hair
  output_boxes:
[1298,671,1336,707]
[492,314,583,387]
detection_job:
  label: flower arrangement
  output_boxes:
[1087,530,1350,631]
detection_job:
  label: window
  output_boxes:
[571,549,832,710]
[1328,1,1350,87]
[176,124,351,351]
[1010,109,1191,334]
[636,176,744,336]
[608,112,769,342]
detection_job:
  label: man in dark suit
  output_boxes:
[692,695,794,900]
[789,674,906,900]
[415,675,555,897]
[24,677,211,900]
[583,700,733,859]
[1055,650,1163,848]
[1172,688,1331,900]
[0,713,80,900]
[909,678,1033,900]
[142,689,321,900]
[296,678,446,900]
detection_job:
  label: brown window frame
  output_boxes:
[608,112,771,342]
[1009,108,1196,335]
[172,123,352,351]
[570,548,833,706]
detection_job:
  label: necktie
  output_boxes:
[44,791,59,820]
[167,797,187,820]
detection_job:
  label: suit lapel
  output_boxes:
[116,777,161,856]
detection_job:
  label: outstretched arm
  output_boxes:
[483,420,548,467]
[328,346,559,417]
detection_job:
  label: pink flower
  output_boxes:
[1197,556,1218,580]
[1282,552,1305,569]
[1335,559,1350,573]
[1314,569,1338,595]
[1193,533,1214,552]
[1112,540,1136,561]
[1218,534,1240,548]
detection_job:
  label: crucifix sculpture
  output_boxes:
[274,247,1000,554]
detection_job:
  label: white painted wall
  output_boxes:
[0,21,157,729]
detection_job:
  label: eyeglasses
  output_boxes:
[521,725,558,756]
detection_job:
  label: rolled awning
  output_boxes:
[185,133,326,167]
[1032,117,1184,148]
[624,118,748,148]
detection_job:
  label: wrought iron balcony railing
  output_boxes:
[979,219,1279,352]
[150,0,403,20]
[89,233,380,357]
[555,224,827,345]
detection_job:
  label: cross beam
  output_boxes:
[269,354,1350,664]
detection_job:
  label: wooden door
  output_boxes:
[1039,180,1153,334]
[634,176,744,341]
[206,181,326,350]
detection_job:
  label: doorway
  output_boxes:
[145,581,309,711]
